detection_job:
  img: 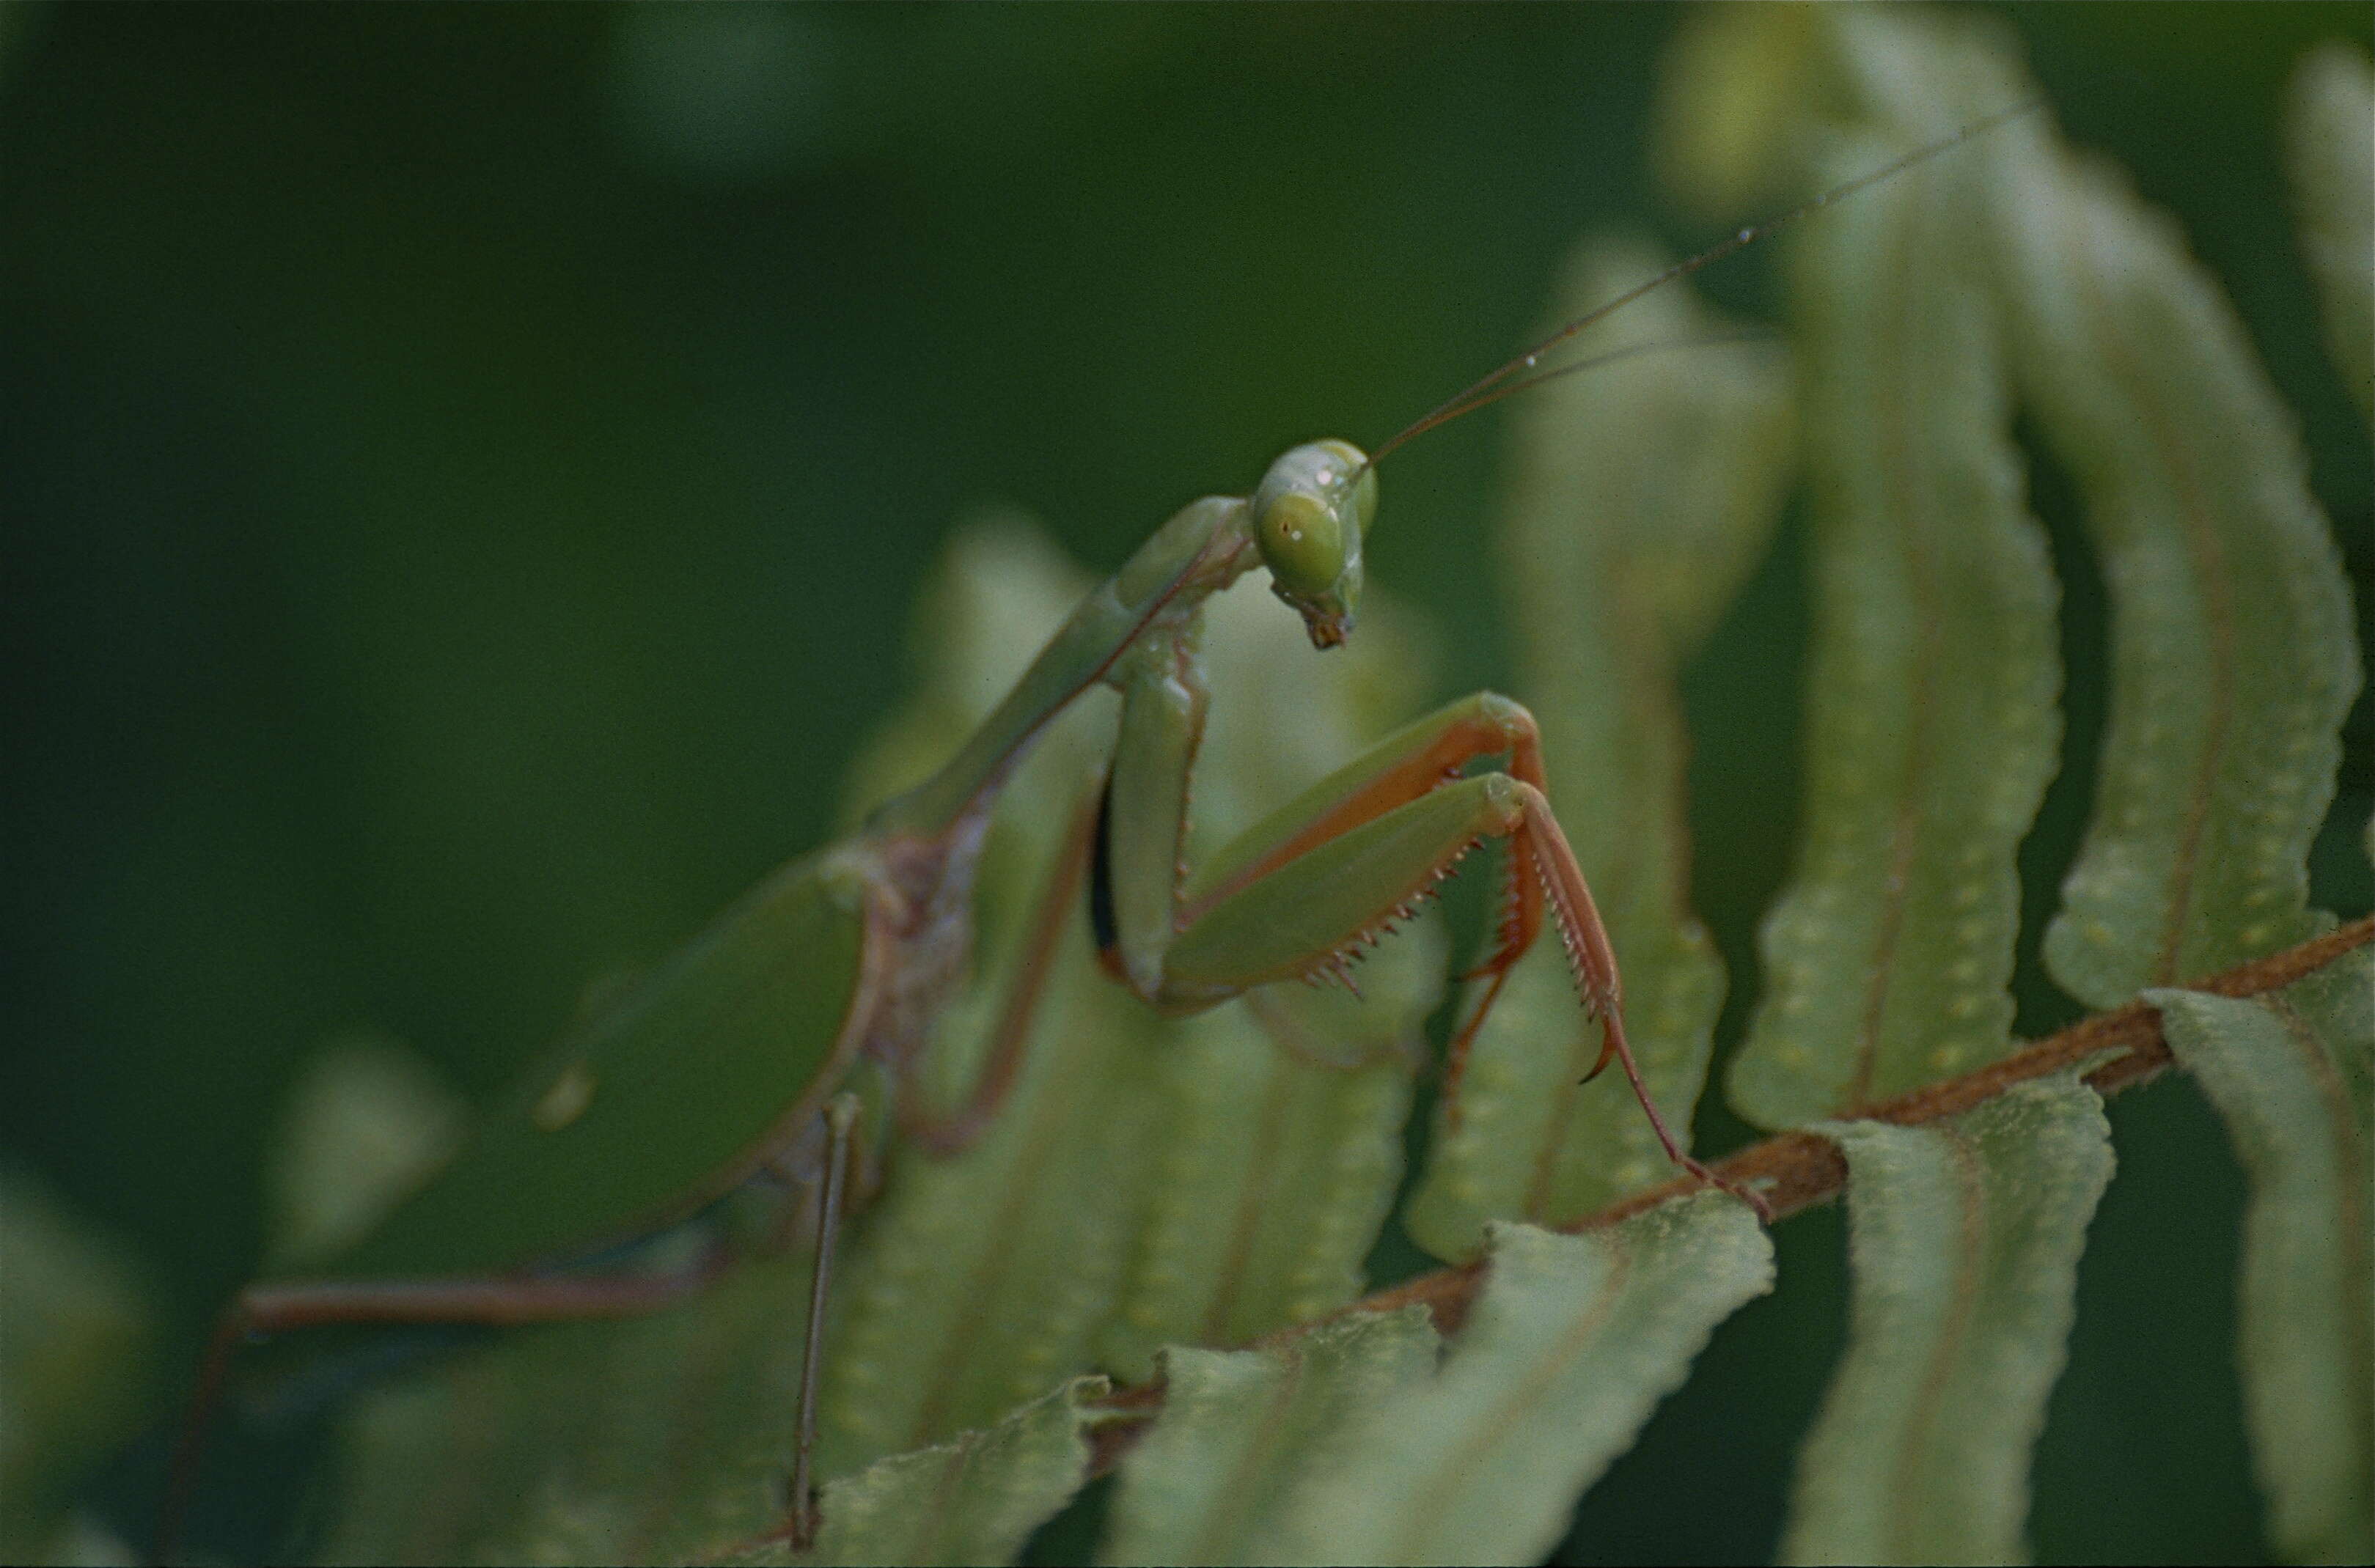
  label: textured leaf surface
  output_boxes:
[1405,235,1794,1258]
[1988,74,2363,1009]
[1728,30,2060,1127]
[2149,947,2374,1565]
[1098,997,1420,1382]
[2286,43,2374,422]
[1242,1197,1772,1565]
[326,1310,1099,1567]
[732,1380,1101,1568]
[0,1172,153,1564]
[1100,1307,1440,1566]
[1780,1074,2113,1566]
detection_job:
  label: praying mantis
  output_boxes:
[157,104,2033,1561]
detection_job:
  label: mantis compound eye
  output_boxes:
[1259,490,1346,595]
[1252,439,1373,649]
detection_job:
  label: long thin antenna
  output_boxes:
[1364,96,2044,469]
[1377,329,1777,446]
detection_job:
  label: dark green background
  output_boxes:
[4,4,2368,1562]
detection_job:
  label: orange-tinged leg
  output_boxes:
[1099,685,1766,1221]
[1502,781,1772,1222]
[157,1240,739,1563]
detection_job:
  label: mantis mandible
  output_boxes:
[158,103,2033,1560]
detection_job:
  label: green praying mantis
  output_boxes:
[158,103,2035,1561]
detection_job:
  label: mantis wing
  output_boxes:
[307,850,879,1285]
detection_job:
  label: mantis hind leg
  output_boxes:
[155,1240,741,1563]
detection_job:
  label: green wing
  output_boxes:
[314,850,876,1284]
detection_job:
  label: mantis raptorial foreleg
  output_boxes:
[1094,682,1755,1210]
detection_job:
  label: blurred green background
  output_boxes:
[3,4,2368,1562]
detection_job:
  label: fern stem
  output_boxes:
[1084,915,2375,1469]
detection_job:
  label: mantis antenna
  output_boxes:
[1359,95,2046,471]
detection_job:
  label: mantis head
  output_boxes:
[1251,438,1376,649]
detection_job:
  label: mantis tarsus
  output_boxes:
[158,101,2034,1561]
